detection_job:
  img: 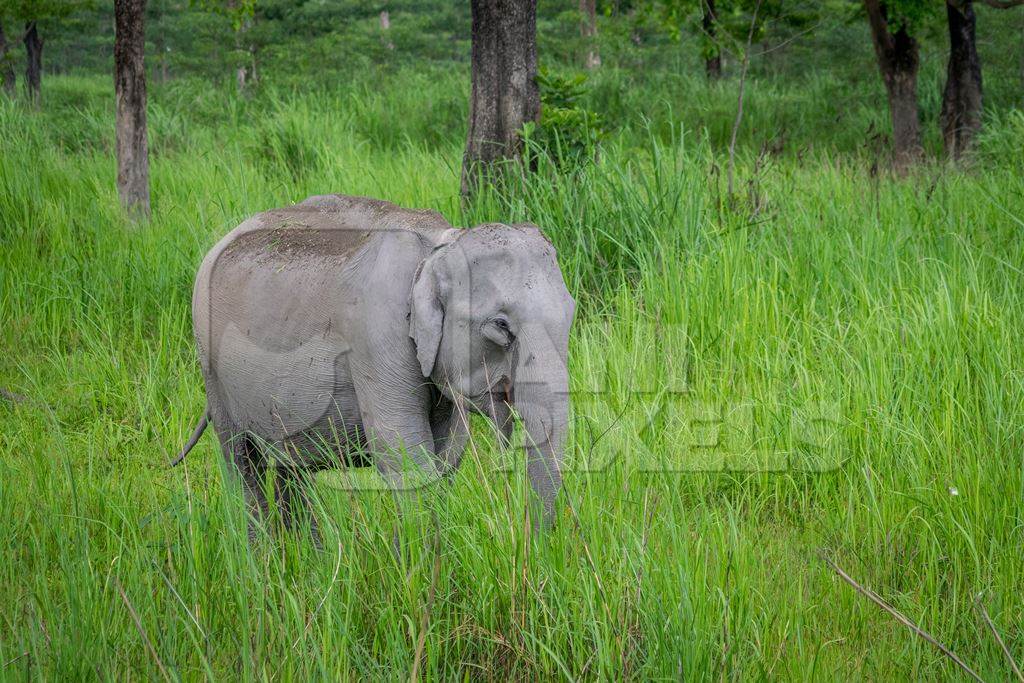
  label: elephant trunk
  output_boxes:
[513,341,570,525]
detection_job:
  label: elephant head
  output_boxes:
[409,223,575,519]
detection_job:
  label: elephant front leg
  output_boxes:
[351,361,439,490]
[358,401,444,557]
[430,397,471,481]
[350,352,446,557]
[363,417,440,491]
[365,421,443,560]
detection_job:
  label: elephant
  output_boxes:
[173,194,575,543]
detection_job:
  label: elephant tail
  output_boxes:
[169,407,210,467]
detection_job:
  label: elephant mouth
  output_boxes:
[461,376,512,416]
[500,377,514,404]
[487,376,513,406]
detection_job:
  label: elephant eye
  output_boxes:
[483,316,516,348]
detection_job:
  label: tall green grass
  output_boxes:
[1,72,1022,680]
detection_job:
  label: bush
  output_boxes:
[523,66,604,169]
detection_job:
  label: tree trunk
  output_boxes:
[461,0,540,197]
[232,15,257,91]
[703,0,722,80]
[0,20,15,95]
[115,0,151,218]
[863,0,922,171]
[235,30,246,92]
[153,6,168,84]
[579,0,600,69]
[940,0,983,159]
[380,9,395,50]
[23,21,42,103]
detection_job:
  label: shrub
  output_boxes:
[523,66,604,169]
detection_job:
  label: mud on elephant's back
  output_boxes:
[219,207,375,266]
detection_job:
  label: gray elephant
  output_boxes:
[173,194,575,542]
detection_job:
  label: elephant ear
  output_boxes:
[409,250,445,378]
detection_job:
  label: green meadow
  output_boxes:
[2,7,1024,679]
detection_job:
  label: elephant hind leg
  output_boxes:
[208,401,269,542]
[228,433,270,543]
[273,463,323,549]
